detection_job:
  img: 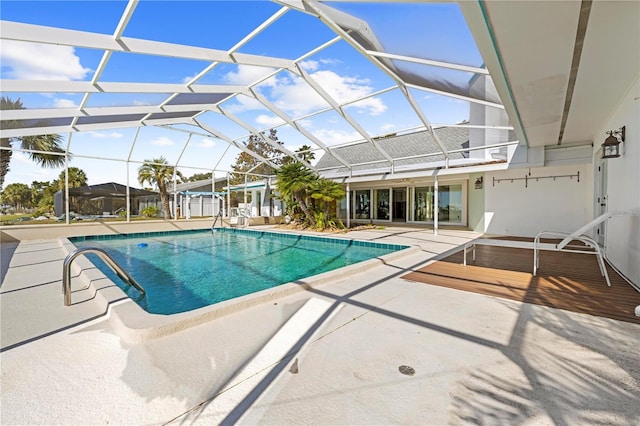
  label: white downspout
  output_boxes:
[346,182,351,229]
[173,173,178,219]
[64,157,69,225]
[244,173,248,215]
[226,173,230,218]
[434,175,439,235]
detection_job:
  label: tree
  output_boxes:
[311,178,345,223]
[275,162,317,226]
[0,183,32,211]
[296,144,316,163]
[138,157,183,220]
[231,129,284,184]
[28,180,56,214]
[39,167,88,215]
[187,172,212,182]
[1,97,67,189]
[282,144,316,166]
[54,167,87,190]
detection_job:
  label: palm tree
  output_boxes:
[275,162,316,226]
[1,97,66,189]
[311,177,345,222]
[296,145,316,163]
[138,157,182,220]
[55,167,87,190]
[281,144,316,166]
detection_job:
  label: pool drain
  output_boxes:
[398,365,415,376]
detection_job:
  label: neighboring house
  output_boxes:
[54,182,157,217]
[172,178,227,218]
[138,177,227,218]
[135,177,285,219]
[225,178,284,218]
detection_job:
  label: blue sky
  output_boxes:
[1,1,493,188]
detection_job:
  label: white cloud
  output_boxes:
[320,58,341,66]
[196,138,216,148]
[53,98,78,108]
[182,73,197,84]
[222,63,387,118]
[224,94,266,114]
[87,131,124,139]
[269,76,329,116]
[9,151,32,165]
[297,119,312,128]
[224,65,276,85]
[150,137,174,147]
[299,60,319,72]
[0,40,91,80]
[256,114,285,127]
[312,128,361,146]
[274,70,385,117]
[380,123,396,132]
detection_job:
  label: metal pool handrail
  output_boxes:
[211,209,223,230]
[62,247,146,306]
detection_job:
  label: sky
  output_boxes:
[0,0,495,189]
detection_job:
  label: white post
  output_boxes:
[211,175,215,218]
[173,173,178,220]
[126,128,140,222]
[244,173,248,215]
[346,182,351,229]
[434,175,439,235]
[64,157,69,225]
[126,162,131,222]
[226,173,230,218]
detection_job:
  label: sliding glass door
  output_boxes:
[375,189,390,220]
[412,184,464,224]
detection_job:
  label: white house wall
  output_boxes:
[483,163,592,238]
[596,77,639,286]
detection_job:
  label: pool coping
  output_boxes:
[58,229,420,343]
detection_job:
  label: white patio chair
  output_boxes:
[463,212,614,286]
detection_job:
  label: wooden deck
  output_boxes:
[402,241,640,324]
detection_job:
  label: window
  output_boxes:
[355,190,371,219]
[412,184,464,223]
[376,189,390,220]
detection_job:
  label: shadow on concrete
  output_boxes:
[0,231,19,285]
[168,243,638,425]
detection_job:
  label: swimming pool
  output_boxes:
[70,228,407,315]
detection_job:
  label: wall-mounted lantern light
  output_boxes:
[602,126,625,159]
[474,176,484,189]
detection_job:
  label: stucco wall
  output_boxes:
[468,172,485,232]
[484,163,592,237]
[597,77,639,285]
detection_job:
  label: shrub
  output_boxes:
[141,206,159,218]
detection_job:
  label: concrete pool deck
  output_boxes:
[1,222,639,425]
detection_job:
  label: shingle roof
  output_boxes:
[315,128,470,173]
[60,182,157,197]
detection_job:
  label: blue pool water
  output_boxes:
[70,229,407,315]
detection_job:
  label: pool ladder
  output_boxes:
[211,209,223,230]
[62,247,146,306]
